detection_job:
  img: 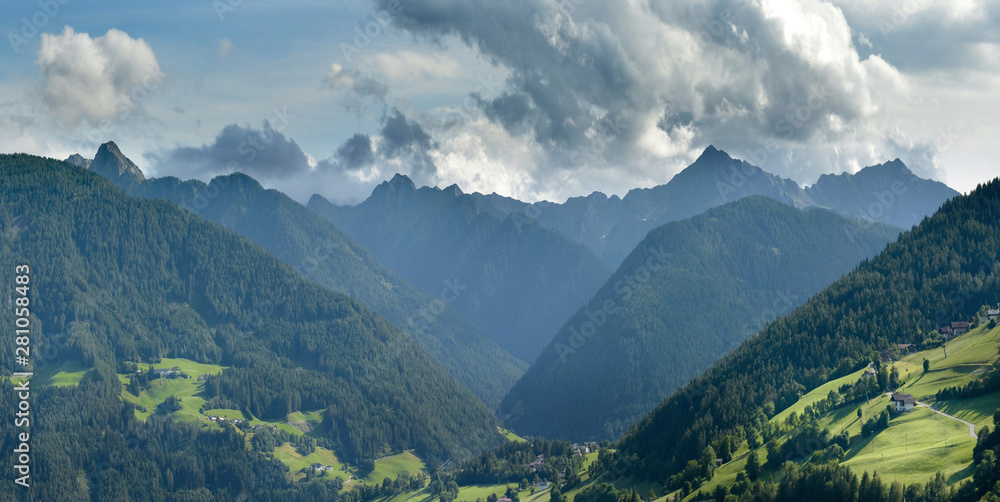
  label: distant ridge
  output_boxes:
[467,146,958,267]
[65,153,91,169]
[309,178,612,363]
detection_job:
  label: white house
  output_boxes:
[890,393,915,412]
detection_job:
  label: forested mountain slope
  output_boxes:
[125,168,526,408]
[0,155,502,486]
[499,196,900,440]
[308,176,611,363]
[617,177,1000,481]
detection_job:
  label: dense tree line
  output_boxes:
[937,368,1000,400]
[618,178,1000,481]
[575,483,648,502]
[452,438,584,486]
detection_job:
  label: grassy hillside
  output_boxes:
[687,322,1000,499]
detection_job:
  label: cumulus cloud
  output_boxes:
[319,108,439,183]
[359,0,948,197]
[37,27,163,126]
[323,63,389,114]
[148,122,311,182]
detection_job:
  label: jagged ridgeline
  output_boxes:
[618,177,1000,478]
[0,154,502,467]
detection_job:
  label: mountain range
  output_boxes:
[472,146,958,267]
[308,176,613,363]
[67,143,526,409]
[20,140,983,499]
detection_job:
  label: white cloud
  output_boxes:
[367,51,464,84]
[219,37,235,59]
[36,27,163,126]
[322,63,389,113]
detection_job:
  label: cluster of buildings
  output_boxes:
[939,321,970,340]
[205,415,279,432]
[150,365,182,377]
[310,463,335,472]
[941,303,1000,340]
[571,442,597,456]
[871,305,1000,413]
[527,455,544,473]
[207,415,244,425]
[878,305,999,363]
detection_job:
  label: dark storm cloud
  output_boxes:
[336,133,376,170]
[474,91,533,133]
[379,108,439,177]
[149,122,310,180]
[371,0,645,154]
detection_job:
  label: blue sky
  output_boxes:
[2,0,999,204]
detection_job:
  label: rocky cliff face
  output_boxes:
[89,141,145,187]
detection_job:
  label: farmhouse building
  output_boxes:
[890,393,915,412]
[951,322,970,335]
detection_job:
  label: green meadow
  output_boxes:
[274,442,347,482]
[360,451,427,485]
[34,359,90,387]
[500,427,528,443]
[118,358,227,421]
[895,323,1000,402]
